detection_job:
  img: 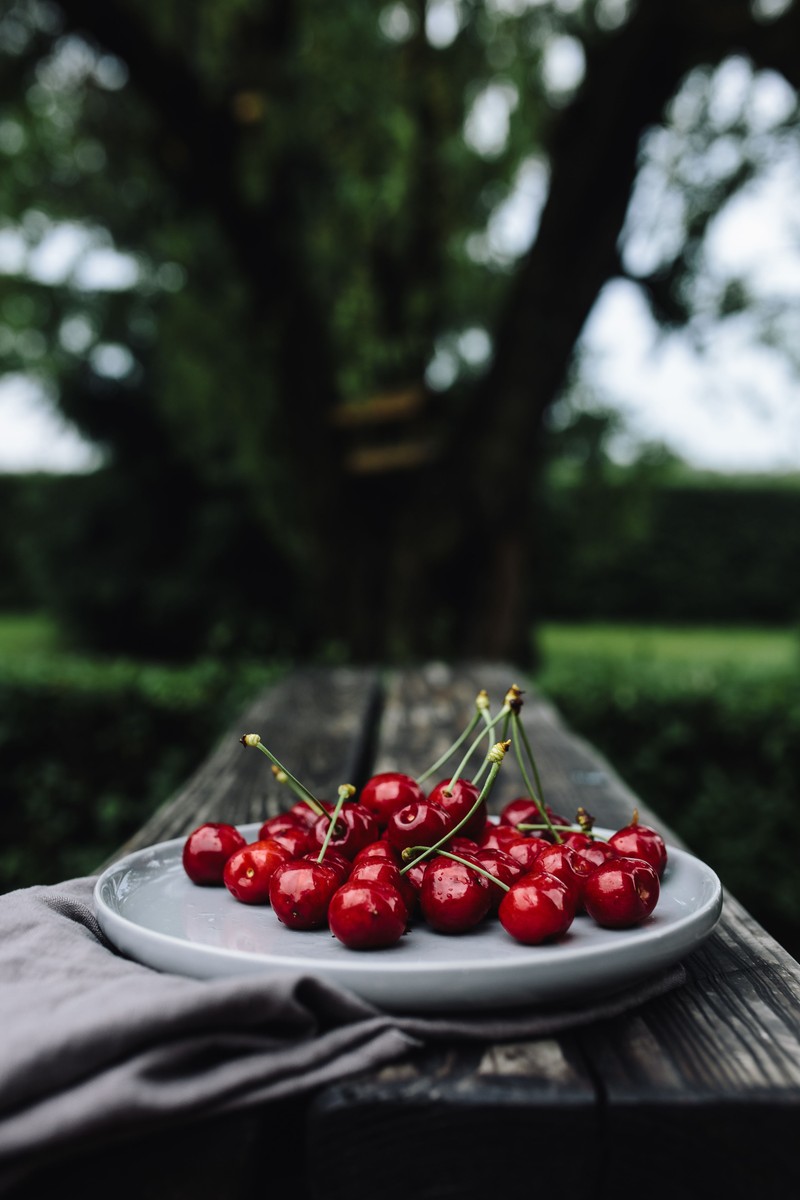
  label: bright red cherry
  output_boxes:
[498,872,577,944]
[385,799,452,853]
[268,860,341,930]
[505,836,549,873]
[312,803,379,860]
[583,858,660,928]
[268,825,316,858]
[182,822,248,885]
[358,773,425,829]
[223,839,293,904]
[419,856,492,934]
[427,778,487,841]
[530,844,594,907]
[328,881,408,950]
[478,823,527,853]
[609,821,668,877]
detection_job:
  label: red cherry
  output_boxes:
[505,836,549,873]
[561,834,619,874]
[182,822,248,885]
[427,778,487,841]
[349,858,416,917]
[609,822,667,877]
[530,844,593,907]
[498,872,577,944]
[223,839,293,904]
[269,825,316,858]
[268,860,340,930]
[583,858,660,928]
[478,824,526,853]
[385,799,452,852]
[312,803,379,860]
[351,841,401,867]
[328,881,408,950]
[419,856,492,934]
[475,847,525,912]
[258,813,306,840]
[302,848,352,886]
[358,773,425,828]
[498,797,541,828]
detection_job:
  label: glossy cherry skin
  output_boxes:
[268,825,317,859]
[351,840,401,867]
[498,797,542,828]
[498,872,577,945]
[478,823,527,854]
[530,844,594,908]
[358,773,425,829]
[427,778,487,841]
[258,813,307,840]
[348,858,416,917]
[561,833,619,874]
[223,839,293,904]
[328,881,408,949]
[506,836,549,873]
[268,860,341,930]
[302,848,352,887]
[475,847,525,913]
[583,857,660,928]
[609,823,668,877]
[386,799,453,853]
[312,803,379,860]
[419,856,492,934]
[182,822,248,885]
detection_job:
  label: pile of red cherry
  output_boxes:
[182,747,667,951]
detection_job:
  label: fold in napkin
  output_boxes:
[0,878,684,1193]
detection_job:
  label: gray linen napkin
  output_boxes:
[0,877,684,1192]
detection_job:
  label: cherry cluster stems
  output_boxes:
[509,712,562,843]
[444,707,511,794]
[473,707,510,785]
[316,788,349,865]
[415,709,482,787]
[400,756,504,877]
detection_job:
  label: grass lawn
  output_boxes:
[537,622,799,674]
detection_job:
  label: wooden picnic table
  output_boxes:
[65,663,800,1199]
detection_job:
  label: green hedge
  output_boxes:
[0,657,279,891]
[537,659,800,958]
[539,475,800,623]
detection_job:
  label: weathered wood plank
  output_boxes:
[99,666,381,864]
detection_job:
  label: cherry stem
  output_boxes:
[517,823,610,842]
[514,711,546,807]
[400,745,508,876]
[316,785,353,864]
[444,706,509,794]
[240,735,326,817]
[473,706,510,785]
[510,714,562,843]
[402,847,510,894]
[415,709,482,787]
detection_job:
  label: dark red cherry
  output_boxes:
[351,840,401,867]
[419,856,492,934]
[348,858,416,918]
[498,797,542,828]
[269,825,316,858]
[386,799,452,853]
[258,813,307,840]
[328,881,408,950]
[182,822,248,885]
[583,858,660,928]
[609,822,668,877]
[313,803,379,860]
[302,848,351,887]
[268,860,340,930]
[505,836,549,873]
[427,778,486,841]
[223,839,293,904]
[479,823,526,853]
[561,834,619,874]
[530,844,593,907]
[358,772,425,829]
[475,847,525,912]
[498,872,576,944]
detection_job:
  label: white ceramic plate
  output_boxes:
[94,825,722,1013]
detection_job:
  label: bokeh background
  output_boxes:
[1,0,798,952]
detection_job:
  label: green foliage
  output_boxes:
[537,657,800,958]
[540,474,800,624]
[0,653,280,891]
